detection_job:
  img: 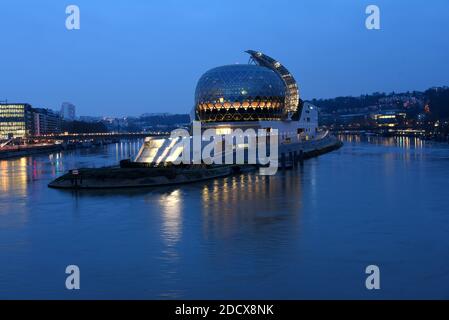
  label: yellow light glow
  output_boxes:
[215,127,232,135]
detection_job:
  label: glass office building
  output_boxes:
[0,104,34,139]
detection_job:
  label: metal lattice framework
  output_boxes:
[246,50,300,118]
[194,64,286,122]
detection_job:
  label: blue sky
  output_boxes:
[1,0,448,116]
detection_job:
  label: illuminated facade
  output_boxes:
[135,50,321,165]
[192,50,318,142]
[0,104,33,139]
[194,64,286,122]
[33,108,61,136]
[0,104,62,139]
[373,111,407,127]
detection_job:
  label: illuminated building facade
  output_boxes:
[194,64,286,122]
[0,104,34,139]
[192,50,318,142]
[33,108,61,136]
[135,50,322,165]
[0,104,63,139]
[373,110,407,127]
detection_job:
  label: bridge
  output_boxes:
[28,132,168,142]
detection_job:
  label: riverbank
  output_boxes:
[333,129,449,142]
[0,140,121,160]
[0,144,64,160]
[279,134,343,163]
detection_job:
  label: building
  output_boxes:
[33,108,61,135]
[0,103,34,139]
[190,50,318,141]
[372,110,407,128]
[194,64,286,122]
[135,50,322,165]
[60,102,76,121]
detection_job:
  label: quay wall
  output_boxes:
[0,145,64,160]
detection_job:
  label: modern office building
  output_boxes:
[0,104,62,139]
[0,103,34,139]
[33,108,61,135]
[372,110,407,128]
[61,102,76,121]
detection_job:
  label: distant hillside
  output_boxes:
[310,93,388,112]
[62,120,108,133]
[424,87,449,120]
[310,87,449,121]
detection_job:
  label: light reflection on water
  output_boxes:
[0,137,449,299]
[0,157,28,195]
[158,190,183,247]
[340,134,424,149]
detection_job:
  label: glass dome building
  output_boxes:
[194,64,287,122]
[133,51,322,166]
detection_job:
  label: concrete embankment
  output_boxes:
[0,144,64,160]
[48,165,236,189]
[278,134,343,168]
[0,140,120,160]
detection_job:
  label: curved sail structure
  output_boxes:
[246,50,301,118]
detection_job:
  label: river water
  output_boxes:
[0,136,448,299]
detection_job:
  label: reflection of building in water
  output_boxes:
[201,171,303,239]
[339,134,424,149]
[0,157,28,196]
[116,140,144,162]
[157,190,183,247]
[152,189,185,299]
[0,157,29,226]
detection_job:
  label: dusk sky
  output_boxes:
[1,0,448,117]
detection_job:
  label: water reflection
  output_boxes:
[157,190,183,247]
[0,158,29,227]
[338,134,430,166]
[339,134,425,149]
[200,170,303,240]
[153,189,184,299]
[1,136,449,299]
[0,157,28,195]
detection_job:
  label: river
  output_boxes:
[0,136,448,299]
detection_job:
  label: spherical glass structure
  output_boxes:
[194,64,286,122]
